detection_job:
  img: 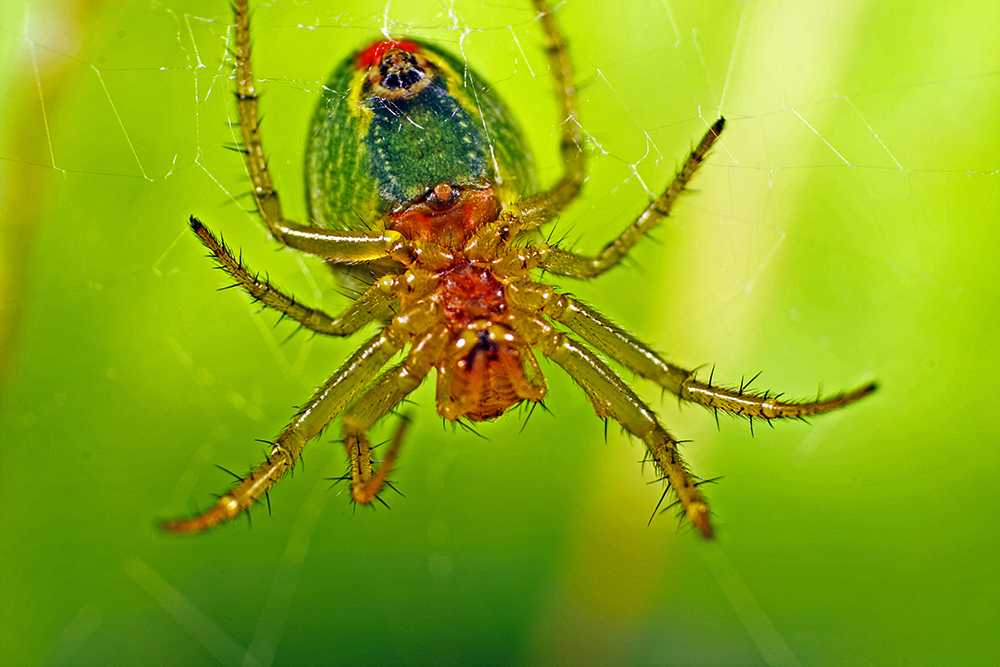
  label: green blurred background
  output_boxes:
[1,0,997,664]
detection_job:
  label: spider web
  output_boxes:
[1,0,997,665]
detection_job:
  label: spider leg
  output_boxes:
[160,304,441,533]
[342,331,448,504]
[509,280,876,420]
[517,0,585,230]
[190,217,398,335]
[231,0,405,262]
[512,312,712,538]
[674,373,877,421]
[533,118,725,279]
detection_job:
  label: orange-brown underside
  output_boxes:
[392,185,544,421]
[388,185,501,249]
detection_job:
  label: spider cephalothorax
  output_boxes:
[162,0,874,537]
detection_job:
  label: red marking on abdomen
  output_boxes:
[355,40,421,69]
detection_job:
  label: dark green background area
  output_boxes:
[1,0,997,665]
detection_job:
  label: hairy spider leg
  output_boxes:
[189,217,398,335]
[348,415,411,507]
[535,118,726,278]
[341,330,449,504]
[231,0,408,262]
[161,323,413,534]
[517,0,585,229]
[511,312,712,538]
[509,281,877,420]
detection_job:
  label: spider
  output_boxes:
[162,0,875,537]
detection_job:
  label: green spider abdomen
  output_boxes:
[306,39,536,235]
